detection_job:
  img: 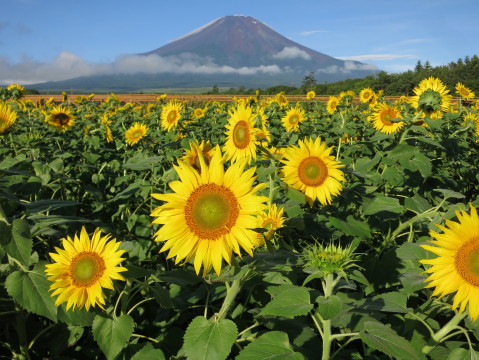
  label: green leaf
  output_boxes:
[328,215,371,239]
[24,199,82,213]
[399,151,432,178]
[404,195,431,214]
[0,154,27,170]
[0,220,11,246]
[123,155,162,171]
[359,321,425,360]
[131,342,165,360]
[260,285,313,318]
[285,187,306,204]
[396,242,430,261]
[363,195,404,216]
[5,262,57,321]
[92,314,134,360]
[57,305,96,326]
[433,188,465,200]
[4,219,32,267]
[316,295,343,320]
[182,316,237,360]
[446,347,479,360]
[354,153,382,177]
[355,292,411,313]
[236,331,305,360]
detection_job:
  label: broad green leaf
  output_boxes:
[4,219,32,267]
[149,284,174,309]
[236,331,305,360]
[92,314,134,360]
[0,220,11,245]
[183,316,237,360]
[316,295,343,320]
[363,195,404,216]
[396,242,430,261]
[355,292,411,313]
[0,154,27,170]
[328,215,371,239]
[57,305,96,326]
[24,199,82,213]
[399,151,432,178]
[5,262,57,321]
[260,285,313,318]
[404,195,431,214]
[354,153,382,177]
[359,321,425,360]
[123,155,162,170]
[131,342,165,360]
[446,347,479,360]
[158,269,202,286]
[433,188,465,200]
[285,187,306,204]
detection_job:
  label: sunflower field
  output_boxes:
[1,79,479,360]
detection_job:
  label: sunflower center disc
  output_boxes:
[381,110,395,125]
[167,110,178,123]
[455,238,479,287]
[55,113,70,125]
[70,252,105,287]
[298,156,328,186]
[233,121,250,149]
[289,115,299,124]
[186,184,239,239]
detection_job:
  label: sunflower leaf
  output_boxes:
[92,313,134,360]
[4,219,32,267]
[182,316,237,360]
[260,285,313,318]
[363,195,404,216]
[236,331,305,360]
[5,262,57,321]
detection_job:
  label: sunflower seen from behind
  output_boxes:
[0,102,17,134]
[47,106,75,132]
[125,122,148,146]
[420,204,479,320]
[151,146,268,276]
[45,227,127,311]
[223,102,258,164]
[371,102,405,134]
[410,77,452,117]
[281,137,345,207]
[281,104,306,132]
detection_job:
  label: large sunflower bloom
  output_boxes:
[125,122,148,146]
[47,106,75,132]
[151,147,268,276]
[281,137,345,207]
[371,103,405,134]
[161,100,184,132]
[45,227,127,311]
[420,204,479,320]
[410,77,452,116]
[223,102,258,164]
[281,105,306,132]
[359,88,375,103]
[455,83,476,101]
[0,102,17,134]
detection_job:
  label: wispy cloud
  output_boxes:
[337,54,418,61]
[272,47,311,60]
[300,30,329,36]
[316,61,378,74]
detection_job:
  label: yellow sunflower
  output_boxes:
[281,105,306,132]
[0,102,17,134]
[371,103,405,134]
[193,107,206,119]
[47,106,75,132]
[161,100,184,132]
[150,147,268,276]
[223,102,258,164]
[256,203,286,246]
[306,91,316,100]
[410,77,452,116]
[45,227,127,311]
[125,122,148,146]
[455,83,476,101]
[275,91,289,108]
[420,204,479,320]
[326,96,340,114]
[181,139,215,170]
[281,137,345,207]
[359,88,375,103]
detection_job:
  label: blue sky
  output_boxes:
[1,0,478,84]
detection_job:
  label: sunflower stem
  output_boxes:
[216,278,241,321]
[421,311,467,354]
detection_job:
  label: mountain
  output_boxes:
[30,15,379,92]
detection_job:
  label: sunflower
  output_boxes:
[420,204,479,320]
[326,96,340,114]
[223,102,258,164]
[281,137,345,207]
[256,203,286,246]
[455,83,476,101]
[371,103,405,134]
[45,227,127,311]
[193,107,206,119]
[0,102,17,134]
[274,91,289,108]
[306,91,316,100]
[161,100,184,132]
[281,105,306,132]
[151,147,268,276]
[125,122,148,146]
[359,88,375,103]
[181,139,215,170]
[47,106,75,132]
[410,77,452,116]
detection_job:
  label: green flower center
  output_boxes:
[70,252,105,287]
[185,184,239,240]
[298,156,328,186]
[233,120,250,149]
[455,238,479,286]
[167,110,178,123]
[289,114,299,124]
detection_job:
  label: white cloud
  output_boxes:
[316,61,378,74]
[272,47,311,60]
[337,54,417,61]
[0,51,283,84]
[300,30,329,36]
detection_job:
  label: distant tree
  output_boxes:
[211,84,219,94]
[300,72,317,93]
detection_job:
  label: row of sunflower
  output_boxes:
[1,78,479,359]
